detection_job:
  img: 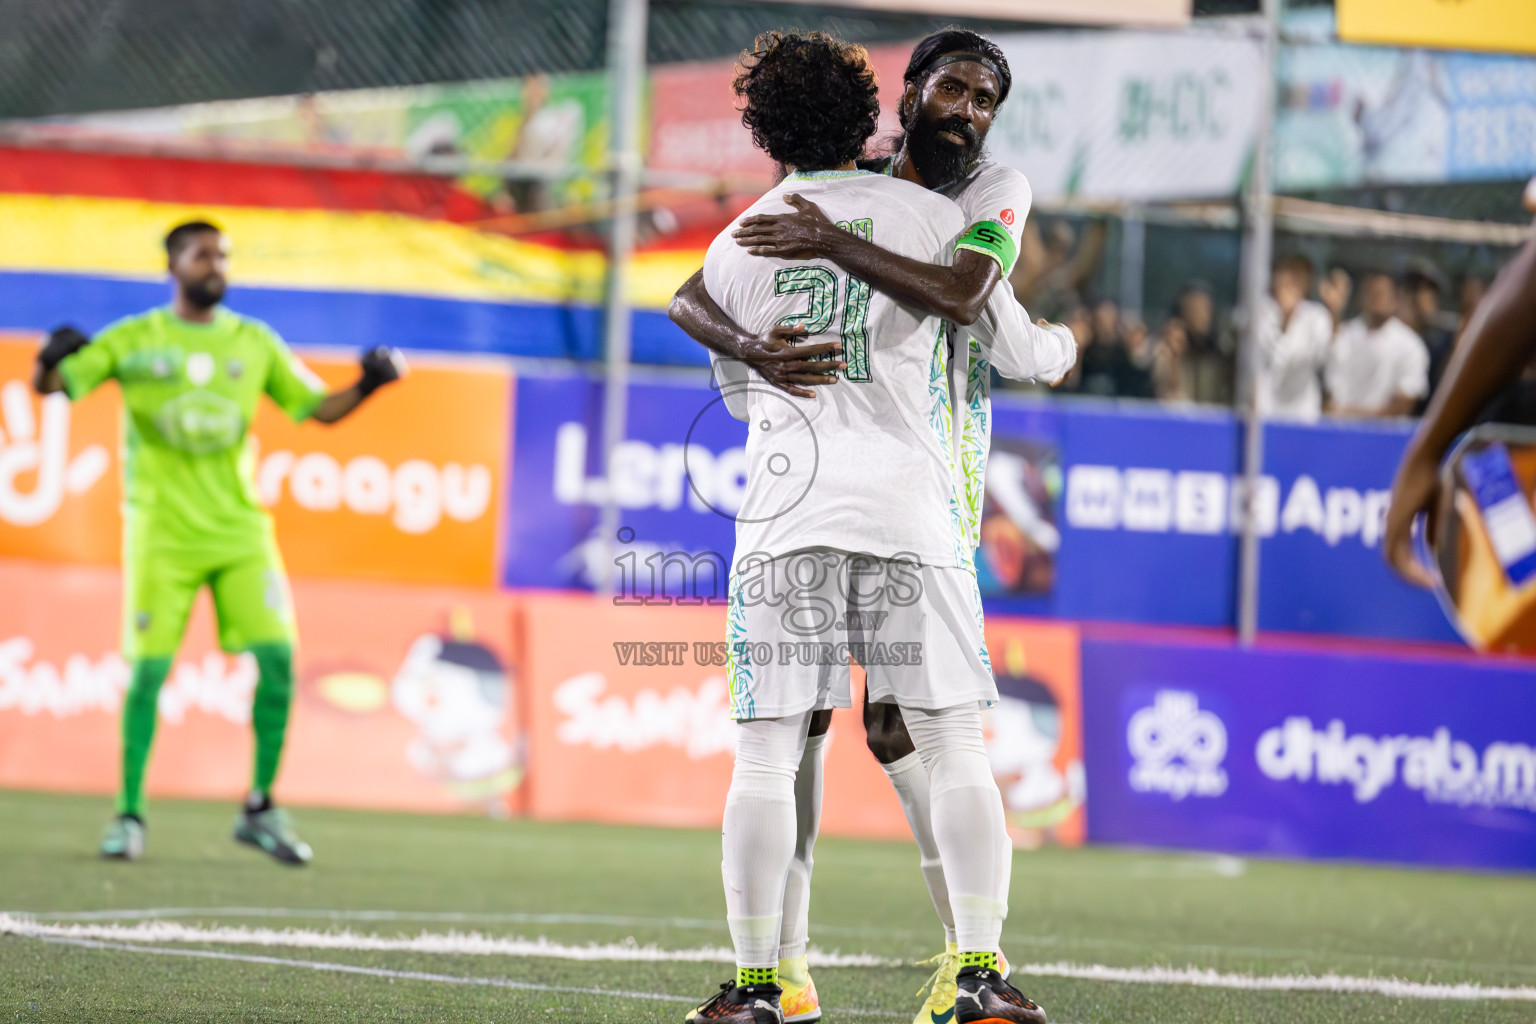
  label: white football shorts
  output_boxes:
[723,547,995,721]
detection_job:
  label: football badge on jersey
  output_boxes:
[1430,425,1536,653]
[227,357,244,380]
[187,351,215,386]
[1000,208,1016,226]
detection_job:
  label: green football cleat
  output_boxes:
[100,815,146,861]
[233,807,313,865]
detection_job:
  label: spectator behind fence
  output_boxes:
[1254,254,1333,421]
[1175,282,1233,404]
[1070,300,1152,398]
[1151,317,1193,403]
[1325,269,1430,418]
[1012,217,1106,325]
[1402,258,1456,405]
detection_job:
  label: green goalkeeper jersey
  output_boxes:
[59,306,328,555]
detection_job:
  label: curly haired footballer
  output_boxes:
[732,30,880,172]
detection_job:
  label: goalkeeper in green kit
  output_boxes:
[32,221,405,865]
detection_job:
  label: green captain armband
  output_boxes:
[954,220,1019,274]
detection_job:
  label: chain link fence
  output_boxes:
[0,0,1261,119]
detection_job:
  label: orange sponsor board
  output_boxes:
[253,351,511,586]
[521,591,1083,844]
[0,332,122,566]
[0,335,511,586]
[0,558,523,814]
[985,619,1086,848]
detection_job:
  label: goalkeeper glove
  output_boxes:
[38,326,90,372]
[357,345,407,396]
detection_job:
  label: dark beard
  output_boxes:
[906,115,983,190]
[184,275,226,309]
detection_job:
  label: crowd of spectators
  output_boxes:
[1010,215,1495,422]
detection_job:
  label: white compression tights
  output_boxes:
[899,703,1010,954]
[778,731,826,960]
[723,711,812,969]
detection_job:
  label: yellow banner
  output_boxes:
[0,194,695,311]
[1338,0,1536,55]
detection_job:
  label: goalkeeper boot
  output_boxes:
[233,806,312,865]
[685,980,784,1023]
[100,814,145,861]
[777,955,821,1022]
[954,965,1046,1024]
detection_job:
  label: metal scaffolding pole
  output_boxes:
[597,0,648,594]
[1236,0,1281,645]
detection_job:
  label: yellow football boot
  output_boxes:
[912,942,1012,1024]
[777,955,821,1022]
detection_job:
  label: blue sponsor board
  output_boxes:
[1258,420,1459,643]
[990,397,1456,642]
[503,372,1462,643]
[982,399,1241,628]
[504,369,744,597]
[1082,636,1536,869]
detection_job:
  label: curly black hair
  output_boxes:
[733,31,880,173]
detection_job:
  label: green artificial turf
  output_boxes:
[2,789,1535,1023]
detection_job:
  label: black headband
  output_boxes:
[918,52,1002,87]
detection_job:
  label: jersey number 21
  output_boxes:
[772,218,873,382]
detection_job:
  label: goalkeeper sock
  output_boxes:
[117,657,171,819]
[248,643,295,799]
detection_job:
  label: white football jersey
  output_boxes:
[941,159,1073,554]
[703,169,969,572]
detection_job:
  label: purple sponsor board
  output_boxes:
[1083,636,1536,869]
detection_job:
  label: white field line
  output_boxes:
[21,936,924,1021]
[1011,961,1536,1002]
[28,935,697,1003]
[27,906,728,929]
[0,914,895,968]
[19,906,1536,979]
[6,914,1536,1002]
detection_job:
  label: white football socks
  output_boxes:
[881,750,957,944]
[899,703,1009,954]
[723,712,811,970]
[778,730,827,960]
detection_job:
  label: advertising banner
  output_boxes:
[988,29,1264,202]
[501,371,1460,643]
[1276,40,1536,190]
[988,398,1458,642]
[0,559,523,814]
[650,32,1264,204]
[1081,634,1536,869]
[254,352,512,587]
[25,73,612,207]
[0,333,120,566]
[1338,0,1536,58]
[520,591,1083,843]
[0,337,511,586]
[503,369,745,594]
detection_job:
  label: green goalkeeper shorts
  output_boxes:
[122,534,297,660]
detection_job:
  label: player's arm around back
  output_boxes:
[668,271,845,400]
[733,192,1001,325]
